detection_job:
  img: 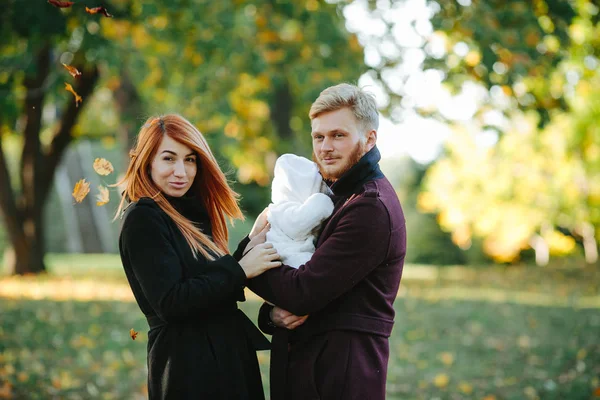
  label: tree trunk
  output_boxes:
[6,44,52,275]
[579,222,598,264]
[270,79,293,140]
[3,215,46,275]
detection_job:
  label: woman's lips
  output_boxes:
[169,182,188,188]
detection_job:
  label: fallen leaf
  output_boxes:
[96,186,109,206]
[458,381,473,394]
[93,158,114,175]
[64,82,82,107]
[439,351,455,366]
[72,179,90,203]
[130,328,138,340]
[48,0,74,8]
[0,381,12,399]
[433,373,450,388]
[62,63,81,78]
[85,6,113,17]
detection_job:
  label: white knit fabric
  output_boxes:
[266,154,334,268]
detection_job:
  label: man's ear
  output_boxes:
[365,130,377,151]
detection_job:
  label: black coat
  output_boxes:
[119,195,269,400]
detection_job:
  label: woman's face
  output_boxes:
[150,135,197,197]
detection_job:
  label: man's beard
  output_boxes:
[314,141,367,182]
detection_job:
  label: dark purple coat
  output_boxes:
[247,146,406,400]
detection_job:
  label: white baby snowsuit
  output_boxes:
[266,154,334,268]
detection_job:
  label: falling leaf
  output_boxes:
[85,6,113,17]
[72,179,90,203]
[130,328,138,340]
[593,387,600,396]
[482,396,497,400]
[93,158,114,176]
[64,82,82,107]
[433,373,450,388]
[96,186,109,206]
[47,0,74,8]
[62,63,81,78]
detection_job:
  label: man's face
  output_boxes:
[311,107,375,181]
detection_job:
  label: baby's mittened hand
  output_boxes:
[249,208,269,239]
[244,224,270,256]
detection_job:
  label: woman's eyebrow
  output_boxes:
[160,150,196,157]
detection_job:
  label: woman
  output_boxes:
[116,114,280,399]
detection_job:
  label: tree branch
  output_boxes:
[21,44,51,212]
[40,64,100,203]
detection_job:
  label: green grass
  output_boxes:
[1,257,599,399]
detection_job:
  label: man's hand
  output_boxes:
[270,306,308,330]
[249,208,269,239]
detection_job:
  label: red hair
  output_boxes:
[115,114,244,260]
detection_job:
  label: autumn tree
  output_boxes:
[0,3,111,274]
[404,0,600,263]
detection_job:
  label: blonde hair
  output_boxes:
[309,83,379,134]
[115,114,244,260]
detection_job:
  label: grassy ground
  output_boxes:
[1,255,599,399]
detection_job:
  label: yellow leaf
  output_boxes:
[439,352,455,366]
[458,382,473,394]
[433,373,450,388]
[96,186,110,206]
[62,63,81,78]
[482,396,497,400]
[130,328,139,340]
[93,158,114,175]
[64,82,82,107]
[72,179,91,203]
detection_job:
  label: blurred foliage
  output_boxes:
[404,0,600,263]
[383,157,468,266]
[97,0,365,184]
[423,0,580,124]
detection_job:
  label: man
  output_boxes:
[245,83,406,400]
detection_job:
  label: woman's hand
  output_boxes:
[249,208,269,239]
[270,306,308,330]
[239,242,281,279]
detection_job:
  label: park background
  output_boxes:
[1,0,599,398]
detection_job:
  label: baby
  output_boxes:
[266,153,334,268]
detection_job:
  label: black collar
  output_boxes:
[328,146,384,197]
